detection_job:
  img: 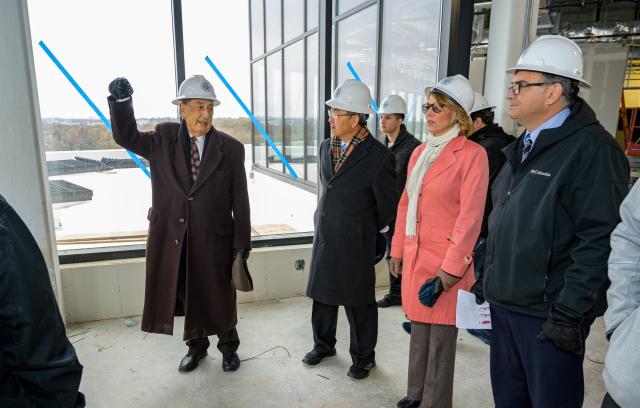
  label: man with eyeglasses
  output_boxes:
[304,79,397,380]
[107,75,251,375]
[481,35,629,407]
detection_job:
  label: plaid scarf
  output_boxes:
[331,127,369,172]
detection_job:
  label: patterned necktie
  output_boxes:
[190,137,201,181]
[521,134,533,163]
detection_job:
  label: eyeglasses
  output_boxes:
[327,109,355,118]
[507,81,557,95]
[421,102,445,114]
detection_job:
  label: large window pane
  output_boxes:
[336,6,378,133]
[252,61,266,166]
[251,0,265,58]
[307,0,319,31]
[284,0,304,42]
[265,0,282,51]
[28,0,175,247]
[266,52,283,170]
[338,0,366,15]
[306,33,319,183]
[379,0,441,141]
[284,41,305,177]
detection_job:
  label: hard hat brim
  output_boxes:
[325,98,377,115]
[172,96,222,106]
[424,87,473,117]
[506,65,592,88]
[470,105,496,114]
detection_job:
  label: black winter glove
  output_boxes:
[108,77,133,100]
[418,276,444,307]
[470,275,485,305]
[536,305,584,356]
[233,248,251,261]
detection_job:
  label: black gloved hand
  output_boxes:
[108,77,133,100]
[233,248,251,261]
[418,276,444,307]
[470,275,484,305]
[536,305,584,356]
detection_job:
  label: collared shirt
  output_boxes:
[524,107,571,148]
[340,141,349,155]
[189,133,206,159]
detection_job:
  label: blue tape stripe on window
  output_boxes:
[346,62,380,113]
[205,56,299,180]
[38,41,151,179]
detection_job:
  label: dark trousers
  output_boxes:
[311,300,377,367]
[490,305,593,408]
[186,327,240,355]
[601,393,621,408]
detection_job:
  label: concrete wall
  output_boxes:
[0,0,63,309]
[61,244,391,323]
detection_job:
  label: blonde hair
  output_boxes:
[430,92,473,137]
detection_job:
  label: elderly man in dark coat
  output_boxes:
[303,79,397,380]
[107,75,251,374]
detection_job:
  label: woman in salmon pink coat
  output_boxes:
[390,75,489,408]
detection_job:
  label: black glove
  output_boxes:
[108,77,133,100]
[470,275,485,305]
[233,248,251,261]
[418,276,444,307]
[536,305,584,356]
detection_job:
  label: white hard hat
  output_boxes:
[378,94,407,115]
[424,74,475,116]
[172,75,221,106]
[326,79,376,114]
[506,35,591,88]
[470,92,495,114]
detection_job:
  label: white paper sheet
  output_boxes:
[455,290,492,329]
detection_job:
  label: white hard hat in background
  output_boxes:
[172,75,221,106]
[424,74,475,116]
[506,35,591,88]
[326,79,376,114]
[378,94,407,115]
[470,92,495,114]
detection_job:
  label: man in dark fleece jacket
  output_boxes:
[483,35,629,408]
[375,95,421,308]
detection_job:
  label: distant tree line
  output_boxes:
[42,117,253,151]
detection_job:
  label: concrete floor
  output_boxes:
[68,289,608,407]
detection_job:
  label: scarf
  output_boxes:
[331,127,368,172]
[405,124,460,237]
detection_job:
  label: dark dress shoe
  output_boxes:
[179,349,207,372]
[347,361,375,379]
[302,348,336,365]
[377,294,402,308]
[397,396,421,408]
[222,352,240,372]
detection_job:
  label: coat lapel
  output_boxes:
[189,127,223,195]
[329,136,372,182]
[320,141,334,183]
[423,136,464,185]
[171,122,192,193]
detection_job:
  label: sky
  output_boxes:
[27,0,250,119]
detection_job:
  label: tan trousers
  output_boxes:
[407,322,458,408]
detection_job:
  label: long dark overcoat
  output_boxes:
[306,135,397,306]
[108,98,251,340]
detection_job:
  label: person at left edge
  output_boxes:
[304,79,398,380]
[107,75,251,374]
